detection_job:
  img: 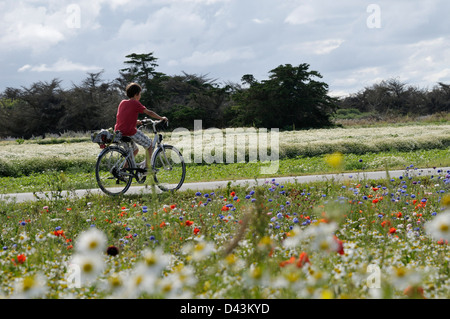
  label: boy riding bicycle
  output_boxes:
[115,83,168,169]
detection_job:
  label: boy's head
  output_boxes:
[126,83,142,99]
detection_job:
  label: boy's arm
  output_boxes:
[143,108,168,122]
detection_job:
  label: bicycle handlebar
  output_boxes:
[139,118,168,131]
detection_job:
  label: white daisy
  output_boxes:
[69,254,105,286]
[11,273,48,299]
[138,248,171,276]
[75,228,107,255]
[18,232,29,244]
[424,209,450,242]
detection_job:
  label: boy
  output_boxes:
[115,83,167,170]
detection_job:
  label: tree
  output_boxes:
[232,63,338,129]
[61,71,122,131]
[117,53,168,110]
[158,73,233,129]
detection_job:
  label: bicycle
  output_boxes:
[93,118,186,196]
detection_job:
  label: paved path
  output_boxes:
[2,167,449,203]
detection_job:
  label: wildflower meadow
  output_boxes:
[0,123,449,303]
[0,165,449,300]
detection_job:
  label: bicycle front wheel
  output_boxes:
[95,146,133,196]
[152,145,186,192]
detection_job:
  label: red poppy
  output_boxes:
[160,221,166,228]
[296,252,310,268]
[221,205,230,211]
[404,286,425,299]
[280,252,310,268]
[334,236,345,255]
[279,256,296,267]
[389,227,397,234]
[185,220,194,226]
[230,191,236,197]
[193,227,200,235]
[17,254,26,264]
[170,204,176,210]
[54,230,65,238]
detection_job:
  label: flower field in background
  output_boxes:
[0,123,449,177]
[0,165,449,299]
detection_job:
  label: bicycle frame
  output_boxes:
[118,119,167,174]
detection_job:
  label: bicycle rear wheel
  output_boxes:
[95,146,133,196]
[152,145,186,192]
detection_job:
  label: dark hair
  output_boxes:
[126,83,142,98]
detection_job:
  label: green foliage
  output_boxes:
[119,52,168,109]
[232,63,338,129]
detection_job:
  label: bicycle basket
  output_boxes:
[91,129,122,147]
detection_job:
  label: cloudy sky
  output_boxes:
[1,0,449,97]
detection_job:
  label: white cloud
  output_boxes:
[18,58,102,73]
[172,48,255,67]
[282,39,344,55]
[284,4,316,25]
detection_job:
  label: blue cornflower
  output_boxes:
[149,236,155,241]
[20,221,26,226]
[293,217,299,223]
[245,195,251,199]
[277,212,283,219]
[195,192,202,196]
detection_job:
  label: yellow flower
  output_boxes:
[325,152,344,169]
[442,194,450,207]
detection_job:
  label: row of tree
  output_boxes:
[340,78,450,117]
[0,52,448,138]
